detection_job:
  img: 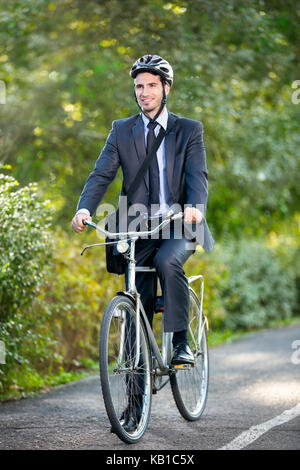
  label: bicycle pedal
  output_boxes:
[172,363,194,370]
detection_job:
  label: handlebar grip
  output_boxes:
[82,219,97,229]
[83,219,92,226]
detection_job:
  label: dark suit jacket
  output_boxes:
[77,111,214,252]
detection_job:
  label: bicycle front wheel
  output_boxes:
[99,295,152,444]
[170,289,209,421]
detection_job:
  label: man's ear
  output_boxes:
[165,83,171,96]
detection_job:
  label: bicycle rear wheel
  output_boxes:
[99,295,152,443]
[170,289,209,420]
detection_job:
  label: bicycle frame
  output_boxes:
[82,214,206,378]
[120,235,170,375]
[120,237,206,377]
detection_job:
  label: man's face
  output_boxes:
[134,72,170,116]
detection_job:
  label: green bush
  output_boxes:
[0,217,123,399]
[266,224,300,317]
[42,228,123,370]
[0,171,53,397]
[185,245,228,330]
[0,173,52,319]
[219,239,297,330]
[292,246,300,314]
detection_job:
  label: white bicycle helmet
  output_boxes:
[130,54,173,87]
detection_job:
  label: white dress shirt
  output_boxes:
[141,107,171,215]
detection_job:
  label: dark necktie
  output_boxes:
[146,121,160,206]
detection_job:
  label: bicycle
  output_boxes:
[81,211,209,444]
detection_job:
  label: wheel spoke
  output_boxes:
[99,296,152,443]
[170,289,209,420]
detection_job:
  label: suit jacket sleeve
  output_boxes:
[76,121,121,216]
[184,121,208,216]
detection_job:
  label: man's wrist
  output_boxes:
[76,208,91,217]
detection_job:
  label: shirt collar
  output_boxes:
[141,107,168,131]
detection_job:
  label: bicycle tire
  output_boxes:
[170,288,209,421]
[99,295,152,444]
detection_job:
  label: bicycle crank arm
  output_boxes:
[154,367,171,377]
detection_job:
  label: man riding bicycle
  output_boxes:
[72,54,214,431]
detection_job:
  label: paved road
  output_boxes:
[0,324,299,451]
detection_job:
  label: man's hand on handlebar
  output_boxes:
[184,207,203,224]
[71,213,92,233]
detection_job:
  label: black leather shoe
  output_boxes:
[123,395,143,432]
[171,343,195,365]
[111,395,143,433]
[110,408,126,433]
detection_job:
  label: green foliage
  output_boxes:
[0,172,52,321]
[266,218,300,316]
[0,171,53,397]
[186,235,298,332]
[41,228,123,369]
[0,222,123,400]
[292,247,300,313]
[185,246,228,329]
[219,239,297,329]
[0,0,299,237]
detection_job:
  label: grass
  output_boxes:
[0,363,99,402]
[208,328,245,347]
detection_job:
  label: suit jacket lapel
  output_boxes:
[165,112,178,200]
[132,114,149,189]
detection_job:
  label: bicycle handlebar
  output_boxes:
[83,211,183,240]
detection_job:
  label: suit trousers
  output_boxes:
[125,223,196,333]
